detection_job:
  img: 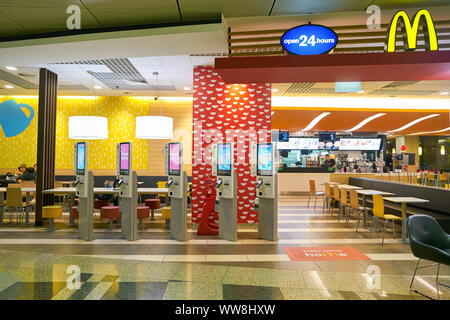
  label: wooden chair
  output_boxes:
[370,194,403,245]
[324,183,331,213]
[338,188,349,223]
[349,190,366,232]
[329,185,340,215]
[307,180,325,211]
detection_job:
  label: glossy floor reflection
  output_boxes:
[0,196,448,300]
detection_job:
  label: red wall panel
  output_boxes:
[191,66,271,225]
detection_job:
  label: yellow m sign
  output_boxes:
[386,9,438,53]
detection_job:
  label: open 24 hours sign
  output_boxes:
[281,24,338,55]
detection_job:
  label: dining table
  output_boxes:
[383,197,430,244]
[0,187,168,226]
[356,190,396,227]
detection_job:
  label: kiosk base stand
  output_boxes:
[171,171,188,242]
[218,171,238,242]
[120,171,138,241]
[79,171,94,241]
[258,176,278,241]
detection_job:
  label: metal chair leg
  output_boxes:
[392,220,396,238]
[314,195,317,210]
[355,208,361,232]
[307,194,311,208]
[382,219,387,245]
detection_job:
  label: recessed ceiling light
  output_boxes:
[4,85,13,89]
[357,90,364,94]
[183,87,190,91]
[6,66,17,71]
[94,85,102,89]
[441,91,449,95]
[271,89,279,92]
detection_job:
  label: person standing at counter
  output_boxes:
[323,154,336,172]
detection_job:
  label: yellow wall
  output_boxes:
[0,96,192,175]
[0,96,38,170]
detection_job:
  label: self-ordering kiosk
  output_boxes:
[116,142,138,241]
[251,143,278,241]
[73,142,94,241]
[212,143,238,242]
[163,142,188,241]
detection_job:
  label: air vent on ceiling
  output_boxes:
[368,89,438,96]
[0,70,38,89]
[383,81,419,88]
[190,53,228,56]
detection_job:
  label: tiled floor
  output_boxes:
[0,195,448,300]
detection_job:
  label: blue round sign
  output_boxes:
[281,24,338,55]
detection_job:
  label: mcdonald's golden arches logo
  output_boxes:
[386,9,438,53]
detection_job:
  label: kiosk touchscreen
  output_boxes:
[252,142,278,241]
[213,143,238,241]
[74,142,94,241]
[117,142,137,241]
[164,142,188,241]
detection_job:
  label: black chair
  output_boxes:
[407,215,450,299]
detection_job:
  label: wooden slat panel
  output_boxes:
[35,68,58,226]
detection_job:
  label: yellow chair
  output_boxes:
[157,181,167,202]
[338,188,349,223]
[161,206,171,230]
[3,185,28,225]
[370,195,403,245]
[349,190,366,232]
[328,185,340,215]
[42,205,62,231]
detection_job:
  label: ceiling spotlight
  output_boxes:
[272,89,279,92]
[4,85,13,89]
[183,87,190,91]
[441,91,449,95]
[357,90,364,94]
[6,66,17,71]
[94,85,102,89]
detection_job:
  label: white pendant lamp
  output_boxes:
[136,71,173,140]
[136,116,173,139]
[69,116,108,139]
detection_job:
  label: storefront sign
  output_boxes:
[281,24,338,55]
[284,246,371,261]
[386,9,438,52]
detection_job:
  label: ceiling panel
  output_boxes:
[82,0,178,9]
[179,0,273,20]
[0,0,83,8]
[272,109,450,134]
[373,0,450,9]
[89,8,180,27]
[0,7,101,28]
[272,0,370,15]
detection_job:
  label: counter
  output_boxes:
[277,172,381,195]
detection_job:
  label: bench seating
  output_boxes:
[350,177,450,233]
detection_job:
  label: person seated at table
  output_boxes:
[99,176,120,206]
[18,167,36,182]
[15,163,27,179]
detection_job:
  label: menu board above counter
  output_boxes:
[339,138,381,151]
[277,138,319,150]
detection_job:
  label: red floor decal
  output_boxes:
[284,246,371,261]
